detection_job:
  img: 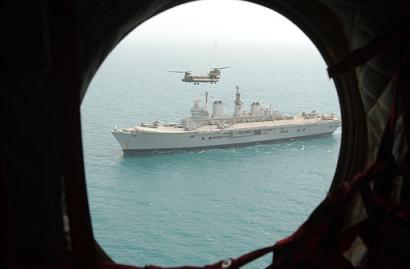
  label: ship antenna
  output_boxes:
[205,91,208,109]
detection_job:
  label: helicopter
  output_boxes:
[168,67,229,85]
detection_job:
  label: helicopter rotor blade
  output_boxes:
[168,71,190,73]
[213,66,230,70]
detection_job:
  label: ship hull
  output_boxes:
[112,121,339,153]
[120,132,334,153]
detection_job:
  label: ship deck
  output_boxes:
[122,117,339,134]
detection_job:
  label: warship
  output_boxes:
[112,87,340,153]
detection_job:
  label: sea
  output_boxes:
[81,39,341,268]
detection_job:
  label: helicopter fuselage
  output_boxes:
[169,67,228,85]
[182,75,219,84]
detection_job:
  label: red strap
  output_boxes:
[98,245,274,269]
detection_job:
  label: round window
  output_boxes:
[81,1,343,267]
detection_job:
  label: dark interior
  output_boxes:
[1,1,409,268]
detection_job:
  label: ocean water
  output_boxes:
[81,40,341,268]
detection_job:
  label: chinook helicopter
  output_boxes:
[168,67,229,85]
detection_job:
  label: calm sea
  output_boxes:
[81,40,341,268]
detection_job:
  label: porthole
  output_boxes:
[79,0,366,268]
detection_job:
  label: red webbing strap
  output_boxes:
[47,1,97,268]
[271,70,404,264]
[327,33,410,265]
[99,245,275,269]
[270,159,387,263]
[327,22,410,78]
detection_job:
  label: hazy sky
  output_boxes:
[127,0,310,46]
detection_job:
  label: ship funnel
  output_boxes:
[250,102,262,115]
[212,100,226,117]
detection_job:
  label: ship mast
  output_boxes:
[234,86,243,116]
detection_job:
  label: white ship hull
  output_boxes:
[112,119,340,153]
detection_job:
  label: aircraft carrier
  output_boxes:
[112,87,340,153]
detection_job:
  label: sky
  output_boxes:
[127,0,310,47]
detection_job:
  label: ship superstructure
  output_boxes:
[112,87,340,153]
